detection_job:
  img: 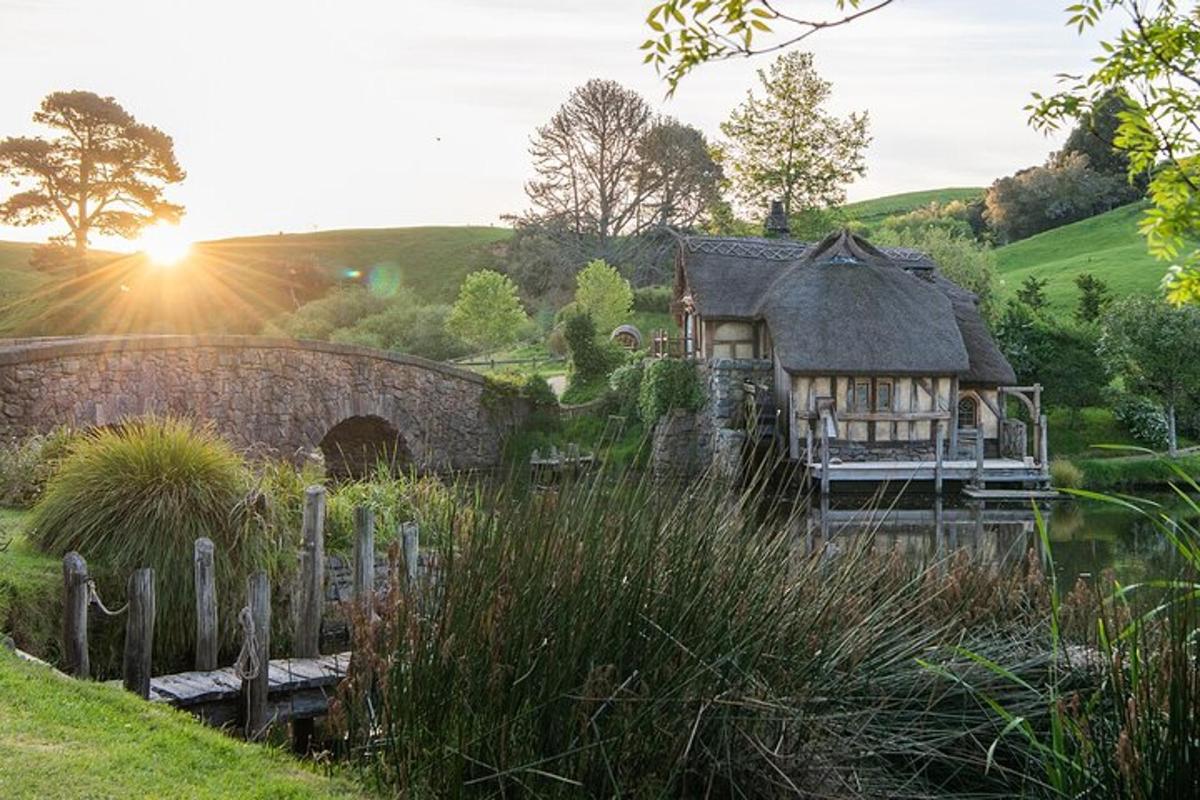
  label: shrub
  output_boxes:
[563,311,625,382]
[639,358,705,424]
[995,302,1108,409]
[29,417,264,665]
[1049,457,1085,489]
[631,285,673,313]
[520,374,558,409]
[0,427,80,508]
[1112,394,1170,450]
[608,361,645,420]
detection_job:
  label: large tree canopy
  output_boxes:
[1029,1,1200,305]
[0,91,185,274]
[720,51,869,217]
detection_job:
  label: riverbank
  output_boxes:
[1072,451,1200,491]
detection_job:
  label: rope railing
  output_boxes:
[85,578,128,617]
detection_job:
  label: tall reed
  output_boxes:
[334,467,1062,797]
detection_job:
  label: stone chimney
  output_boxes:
[763,200,789,238]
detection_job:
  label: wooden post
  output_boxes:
[819,415,830,495]
[973,430,985,488]
[123,568,155,699]
[295,485,325,658]
[62,552,89,679]
[934,421,945,496]
[244,571,270,740]
[353,506,375,608]
[1039,414,1050,474]
[402,522,420,591]
[193,538,218,671]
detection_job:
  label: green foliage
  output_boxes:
[0,427,80,508]
[268,286,389,340]
[608,360,646,421]
[720,51,869,216]
[638,357,704,424]
[484,371,558,411]
[1075,452,1200,491]
[1099,296,1200,453]
[631,284,673,313]
[876,200,983,243]
[1029,0,1200,304]
[1073,272,1112,323]
[642,0,895,95]
[841,187,985,227]
[0,649,366,799]
[1016,275,1049,310]
[995,301,1108,409]
[873,226,997,318]
[563,312,626,383]
[985,152,1129,244]
[1048,457,1084,489]
[1112,394,1170,451]
[446,269,529,352]
[574,259,633,333]
[28,418,265,665]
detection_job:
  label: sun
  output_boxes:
[138,223,193,266]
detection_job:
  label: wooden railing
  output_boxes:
[651,329,693,359]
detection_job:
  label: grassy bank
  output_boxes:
[0,648,368,799]
[0,509,62,660]
[1074,452,1200,492]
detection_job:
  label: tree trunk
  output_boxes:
[1167,404,1178,458]
[73,228,88,278]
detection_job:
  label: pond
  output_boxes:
[801,491,1195,588]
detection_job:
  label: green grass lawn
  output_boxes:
[995,203,1168,313]
[0,648,368,799]
[842,187,984,225]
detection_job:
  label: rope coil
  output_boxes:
[85,578,128,617]
[233,606,261,681]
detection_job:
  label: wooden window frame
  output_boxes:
[876,378,893,412]
[853,379,871,411]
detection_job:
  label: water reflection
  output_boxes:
[796,493,1195,587]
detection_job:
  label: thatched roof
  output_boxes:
[677,230,1014,383]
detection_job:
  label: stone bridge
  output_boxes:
[0,335,523,476]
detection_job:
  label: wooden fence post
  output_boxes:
[402,522,420,591]
[244,571,271,740]
[296,485,325,658]
[62,552,89,679]
[973,430,985,489]
[123,568,155,699]
[194,538,218,671]
[353,506,375,608]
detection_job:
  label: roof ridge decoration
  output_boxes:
[682,233,934,268]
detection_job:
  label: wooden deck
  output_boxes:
[810,458,1047,486]
[144,652,350,727]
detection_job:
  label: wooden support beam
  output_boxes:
[193,538,218,672]
[973,432,985,489]
[934,421,945,496]
[1039,413,1049,473]
[243,571,270,741]
[819,416,831,495]
[62,552,89,679]
[123,568,155,699]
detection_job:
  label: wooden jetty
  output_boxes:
[145,653,350,728]
[61,486,406,748]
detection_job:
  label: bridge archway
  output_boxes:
[318,415,410,479]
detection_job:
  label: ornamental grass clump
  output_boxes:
[334,468,1067,797]
[30,417,267,667]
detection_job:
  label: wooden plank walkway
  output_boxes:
[810,458,1046,484]
[961,486,1061,501]
[144,652,350,727]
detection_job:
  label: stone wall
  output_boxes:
[650,357,773,480]
[0,335,523,472]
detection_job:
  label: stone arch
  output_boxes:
[318,415,410,479]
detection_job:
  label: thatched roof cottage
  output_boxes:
[669,208,1044,483]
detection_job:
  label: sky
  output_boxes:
[0,0,1116,249]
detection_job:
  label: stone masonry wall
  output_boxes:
[0,336,522,472]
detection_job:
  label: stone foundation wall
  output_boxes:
[827,441,937,462]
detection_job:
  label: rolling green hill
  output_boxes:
[199,225,512,303]
[842,187,984,225]
[995,203,1166,313]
